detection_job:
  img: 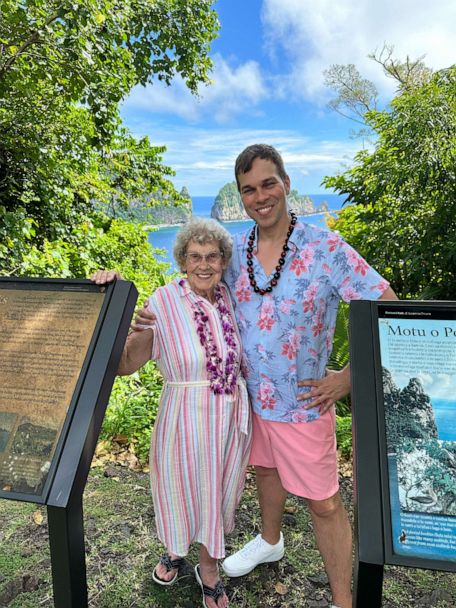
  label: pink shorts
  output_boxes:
[249,409,339,500]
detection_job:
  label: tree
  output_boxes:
[324,65,456,299]
[0,0,219,275]
[323,44,433,125]
[323,63,378,124]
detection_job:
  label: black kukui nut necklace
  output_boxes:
[247,211,297,295]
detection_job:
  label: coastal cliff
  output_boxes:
[210,182,328,221]
[145,187,192,225]
[383,368,456,516]
[125,187,192,225]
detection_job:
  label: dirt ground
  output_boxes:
[0,463,455,607]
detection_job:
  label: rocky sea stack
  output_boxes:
[210,182,329,221]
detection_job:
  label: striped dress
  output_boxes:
[147,278,251,559]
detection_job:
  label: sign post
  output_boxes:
[0,277,138,607]
[350,300,456,607]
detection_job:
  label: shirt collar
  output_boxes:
[244,219,305,253]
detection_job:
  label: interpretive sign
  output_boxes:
[0,285,106,499]
[0,277,138,607]
[378,308,456,565]
[349,300,456,608]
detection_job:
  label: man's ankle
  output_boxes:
[261,532,282,545]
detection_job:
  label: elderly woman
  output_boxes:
[92,218,251,608]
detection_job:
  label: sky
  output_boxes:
[121,0,456,196]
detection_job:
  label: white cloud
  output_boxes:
[123,54,267,124]
[123,122,362,194]
[261,0,456,101]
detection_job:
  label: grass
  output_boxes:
[0,467,455,607]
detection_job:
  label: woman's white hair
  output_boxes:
[173,217,233,271]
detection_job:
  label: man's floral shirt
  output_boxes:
[224,220,389,423]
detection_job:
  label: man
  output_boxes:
[135,144,397,608]
[220,144,397,608]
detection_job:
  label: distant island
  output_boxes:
[210,182,329,221]
[109,187,193,225]
[118,182,330,226]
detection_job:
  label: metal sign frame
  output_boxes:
[0,277,138,607]
[350,300,456,606]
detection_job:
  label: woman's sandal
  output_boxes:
[152,554,185,586]
[195,564,227,607]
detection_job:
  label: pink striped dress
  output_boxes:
[147,278,251,559]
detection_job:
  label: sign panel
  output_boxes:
[0,282,107,500]
[377,307,456,564]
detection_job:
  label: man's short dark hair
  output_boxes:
[235,144,287,191]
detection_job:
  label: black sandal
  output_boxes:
[152,554,185,586]
[195,564,227,607]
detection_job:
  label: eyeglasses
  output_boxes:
[184,251,224,265]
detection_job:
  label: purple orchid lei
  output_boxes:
[182,280,238,395]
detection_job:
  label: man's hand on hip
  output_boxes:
[297,367,351,414]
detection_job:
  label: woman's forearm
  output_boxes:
[117,329,154,375]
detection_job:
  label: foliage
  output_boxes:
[324,44,433,125]
[0,1,220,459]
[323,63,378,123]
[336,415,352,459]
[109,187,192,225]
[0,0,219,272]
[324,66,456,299]
[101,363,163,462]
[369,44,433,94]
[326,302,351,417]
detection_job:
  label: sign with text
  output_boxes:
[0,277,137,607]
[0,286,106,498]
[350,300,456,577]
[378,308,456,564]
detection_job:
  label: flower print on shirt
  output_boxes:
[291,407,319,423]
[290,245,314,276]
[302,281,319,314]
[279,298,297,314]
[344,246,370,276]
[257,296,276,331]
[322,263,332,274]
[371,279,390,293]
[235,268,252,303]
[258,315,276,331]
[311,309,324,337]
[260,297,274,316]
[341,286,362,301]
[327,235,340,252]
[281,331,300,360]
[257,378,277,410]
[224,220,389,423]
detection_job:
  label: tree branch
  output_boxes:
[0,12,60,79]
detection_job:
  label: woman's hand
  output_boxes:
[91,270,123,285]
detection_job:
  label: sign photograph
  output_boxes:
[0,282,106,499]
[377,308,456,564]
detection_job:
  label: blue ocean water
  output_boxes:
[432,398,456,442]
[148,193,345,270]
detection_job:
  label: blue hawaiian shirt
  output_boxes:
[224,220,389,423]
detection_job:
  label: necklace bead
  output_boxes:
[247,212,297,296]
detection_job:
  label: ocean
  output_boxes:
[148,193,345,270]
[432,398,456,442]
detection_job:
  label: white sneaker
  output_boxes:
[222,533,284,577]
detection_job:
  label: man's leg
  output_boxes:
[307,491,352,608]
[255,465,287,544]
[222,465,286,576]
